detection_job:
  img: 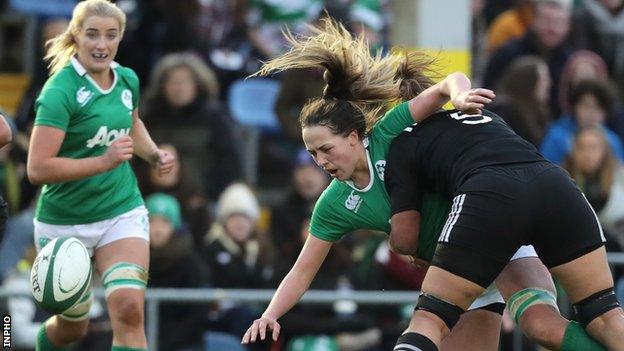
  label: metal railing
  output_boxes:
[1,252,623,350]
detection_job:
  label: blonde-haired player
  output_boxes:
[27,1,174,350]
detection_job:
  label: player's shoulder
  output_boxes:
[113,63,139,85]
[44,65,80,90]
[481,108,504,120]
[38,67,79,104]
[316,180,350,208]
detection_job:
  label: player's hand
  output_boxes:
[103,135,133,169]
[241,316,281,344]
[153,148,175,175]
[408,255,430,269]
[451,88,495,115]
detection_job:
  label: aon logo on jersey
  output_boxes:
[86,126,130,148]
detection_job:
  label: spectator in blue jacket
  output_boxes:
[541,79,624,164]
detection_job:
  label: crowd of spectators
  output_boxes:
[1,0,624,350]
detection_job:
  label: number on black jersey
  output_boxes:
[450,112,492,125]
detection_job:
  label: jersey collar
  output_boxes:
[345,136,375,192]
[70,56,119,94]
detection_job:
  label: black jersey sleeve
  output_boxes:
[385,131,425,215]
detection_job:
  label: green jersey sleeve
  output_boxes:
[121,67,140,108]
[309,189,354,242]
[373,102,414,141]
[34,87,73,131]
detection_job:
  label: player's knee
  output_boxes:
[574,287,621,329]
[102,261,147,326]
[520,310,561,346]
[507,288,561,344]
[108,291,144,326]
[54,317,90,343]
[66,321,90,341]
[414,292,465,332]
[507,287,558,324]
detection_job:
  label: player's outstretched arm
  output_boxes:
[242,235,332,344]
[408,72,495,122]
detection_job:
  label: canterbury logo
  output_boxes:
[345,190,363,213]
[76,86,94,106]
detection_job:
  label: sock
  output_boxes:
[36,324,67,351]
[394,332,438,351]
[560,321,606,351]
[111,347,148,351]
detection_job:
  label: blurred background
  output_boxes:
[1,0,624,350]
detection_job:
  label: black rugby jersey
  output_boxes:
[385,109,544,206]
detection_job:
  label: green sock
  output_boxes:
[36,324,67,351]
[111,347,147,351]
[560,321,606,351]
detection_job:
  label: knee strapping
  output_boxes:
[573,287,620,328]
[394,332,438,351]
[415,293,465,330]
[60,290,92,322]
[102,262,148,298]
[507,288,559,324]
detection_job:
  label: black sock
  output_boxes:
[394,332,438,351]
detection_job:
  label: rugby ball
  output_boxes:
[30,237,92,314]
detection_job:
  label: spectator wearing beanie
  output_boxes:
[201,183,273,337]
[145,193,211,351]
[202,183,273,289]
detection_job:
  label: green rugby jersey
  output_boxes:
[309,102,452,261]
[34,57,144,224]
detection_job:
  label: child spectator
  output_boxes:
[146,193,211,351]
[541,79,624,163]
[136,143,211,248]
[270,149,328,260]
[201,183,273,337]
[563,128,624,248]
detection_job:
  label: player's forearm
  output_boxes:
[439,72,472,102]
[262,265,316,320]
[389,211,421,255]
[130,116,159,165]
[27,155,110,185]
[388,236,418,255]
[408,72,471,122]
[263,235,331,320]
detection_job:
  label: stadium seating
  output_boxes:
[0,73,30,116]
[228,78,281,133]
[227,78,282,184]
